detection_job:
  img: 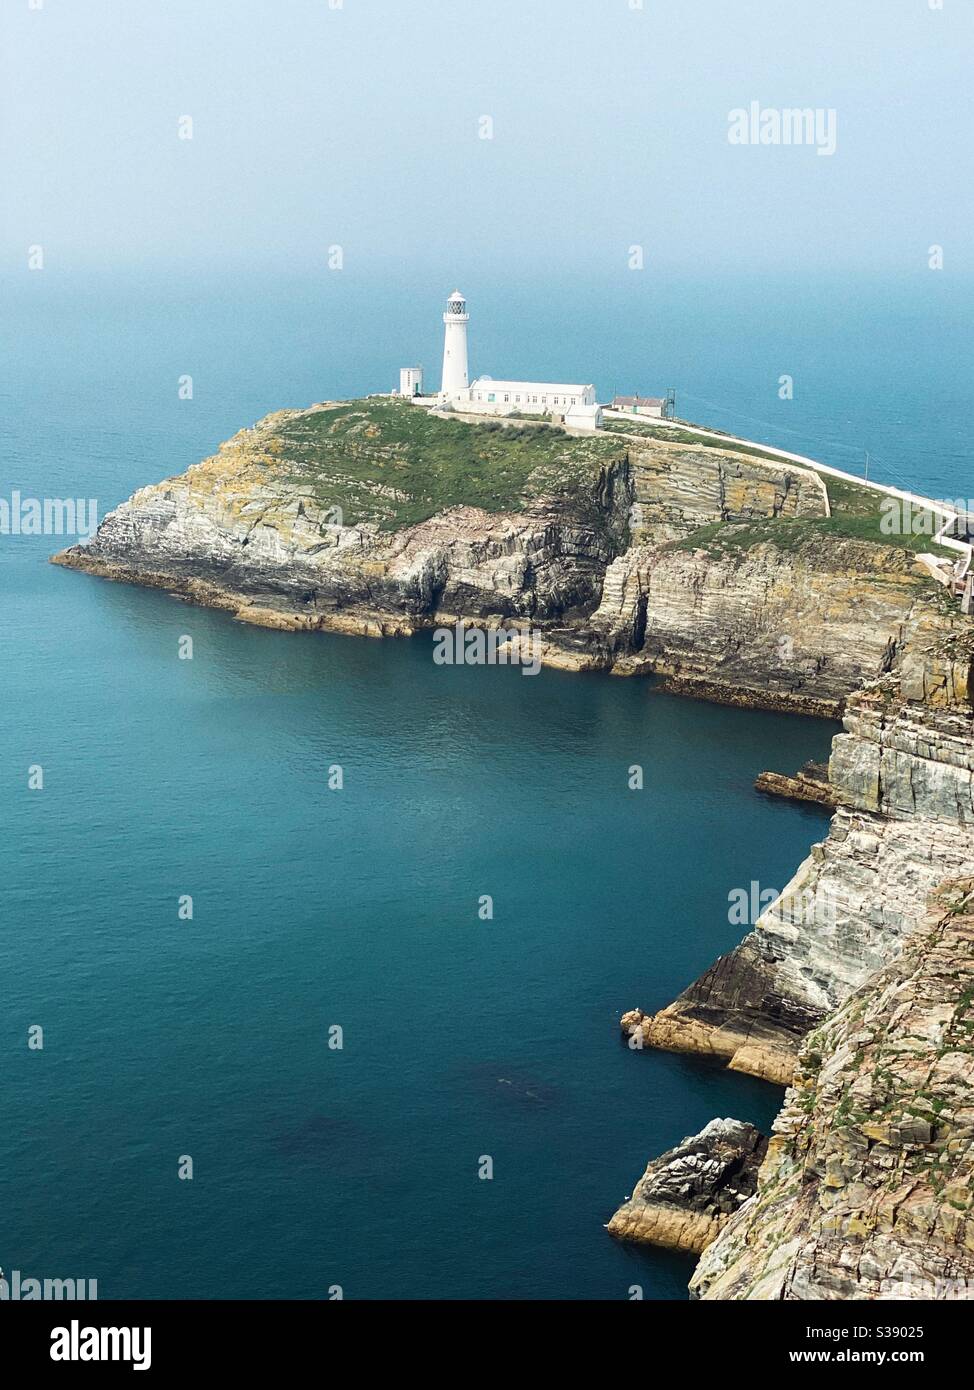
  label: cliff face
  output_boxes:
[690,883,974,1301]
[624,631,974,1086]
[51,397,974,1300]
[592,535,928,716]
[624,436,826,542]
[54,399,937,712]
[607,1118,767,1255]
[57,491,626,650]
[51,408,626,650]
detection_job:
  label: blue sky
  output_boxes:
[2,0,971,279]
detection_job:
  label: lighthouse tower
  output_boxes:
[440,290,470,400]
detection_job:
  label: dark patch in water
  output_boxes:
[450,1061,561,1109]
[270,1112,372,1162]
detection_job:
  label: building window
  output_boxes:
[488,393,496,403]
[504,394,510,403]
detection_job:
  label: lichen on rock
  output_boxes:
[690,882,974,1301]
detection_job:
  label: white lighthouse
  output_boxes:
[440,290,470,399]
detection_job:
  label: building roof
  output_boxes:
[470,378,594,395]
[613,395,663,408]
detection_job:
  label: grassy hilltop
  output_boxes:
[218,397,951,568]
[270,398,626,530]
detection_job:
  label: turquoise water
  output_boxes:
[2,272,967,1299]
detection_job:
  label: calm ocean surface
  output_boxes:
[1,272,969,1299]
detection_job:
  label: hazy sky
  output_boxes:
[2,0,972,280]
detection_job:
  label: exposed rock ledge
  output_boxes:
[52,397,946,714]
[691,883,974,1300]
[607,1119,767,1254]
[617,617,974,1298]
[624,621,974,1086]
[754,761,836,808]
[48,398,974,1299]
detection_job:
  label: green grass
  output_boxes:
[673,512,954,561]
[603,416,801,467]
[606,415,954,557]
[824,475,956,551]
[261,398,960,573]
[273,399,626,530]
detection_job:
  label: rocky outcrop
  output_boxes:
[625,438,827,543]
[53,399,939,706]
[52,402,635,655]
[49,396,974,1300]
[691,883,974,1300]
[607,1119,767,1254]
[615,605,974,1299]
[755,762,836,808]
[624,618,974,1084]
[56,496,624,654]
[597,534,931,716]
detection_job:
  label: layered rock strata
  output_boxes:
[53,400,937,710]
[754,762,835,808]
[623,437,826,542]
[623,651,974,1085]
[690,883,974,1300]
[596,535,928,716]
[49,398,974,1299]
[607,1119,768,1255]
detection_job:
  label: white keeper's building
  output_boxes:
[399,291,604,433]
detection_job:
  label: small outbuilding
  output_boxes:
[612,395,664,418]
[565,402,604,434]
[399,367,424,398]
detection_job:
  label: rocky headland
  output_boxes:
[607,1118,767,1254]
[52,396,974,1298]
[691,881,974,1300]
[754,761,835,808]
[616,619,974,1298]
[53,399,943,710]
[622,631,974,1088]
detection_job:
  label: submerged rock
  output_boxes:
[607,1119,767,1255]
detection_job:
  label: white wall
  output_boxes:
[615,402,663,418]
[461,382,596,416]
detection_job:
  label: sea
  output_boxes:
[1,268,970,1299]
